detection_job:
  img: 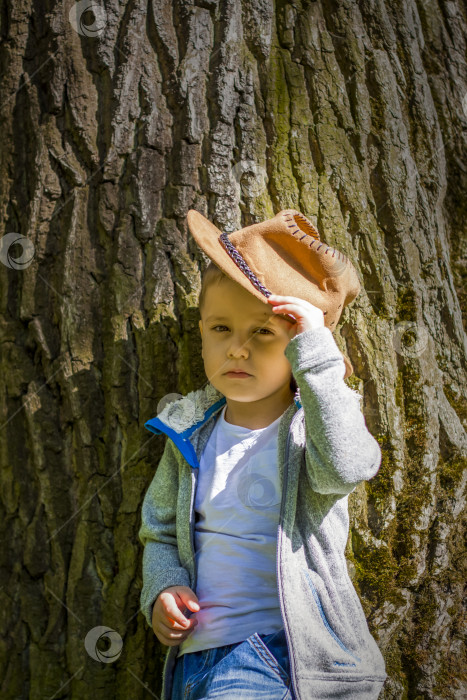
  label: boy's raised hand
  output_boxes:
[152,585,200,646]
[267,294,325,338]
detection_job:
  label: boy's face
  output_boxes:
[198,276,296,404]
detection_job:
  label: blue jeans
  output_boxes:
[171,628,294,699]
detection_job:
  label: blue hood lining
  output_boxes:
[144,397,227,468]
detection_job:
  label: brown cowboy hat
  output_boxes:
[187,208,361,379]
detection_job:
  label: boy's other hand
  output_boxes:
[152,585,200,646]
[267,294,325,338]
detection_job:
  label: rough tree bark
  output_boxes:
[0,0,466,698]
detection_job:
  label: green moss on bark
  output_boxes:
[350,529,400,609]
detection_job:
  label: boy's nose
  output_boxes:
[227,343,249,358]
[227,349,248,360]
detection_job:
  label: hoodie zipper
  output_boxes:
[188,467,199,611]
[276,410,301,699]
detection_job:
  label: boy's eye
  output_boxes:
[211,325,273,335]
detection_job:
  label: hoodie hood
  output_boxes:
[144,382,302,468]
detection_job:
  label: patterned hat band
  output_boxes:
[219,231,273,299]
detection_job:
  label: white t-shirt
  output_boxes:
[177,404,285,657]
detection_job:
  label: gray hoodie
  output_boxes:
[138,326,388,699]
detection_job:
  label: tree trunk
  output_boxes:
[0,1,466,698]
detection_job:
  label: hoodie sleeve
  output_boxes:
[284,326,382,495]
[138,437,191,629]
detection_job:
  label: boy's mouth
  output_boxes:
[224,370,252,378]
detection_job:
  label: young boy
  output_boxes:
[138,209,388,699]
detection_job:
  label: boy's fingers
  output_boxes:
[160,618,198,634]
[268,296,315,311]
[268,295,301,303]
[156,621,198,647]
[270,301,299,310]
[164,600,191,627]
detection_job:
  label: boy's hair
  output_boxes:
[198,261,226,315]
[198,262,298,395]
